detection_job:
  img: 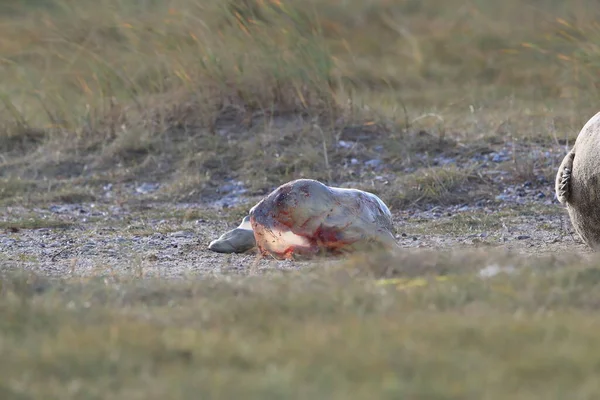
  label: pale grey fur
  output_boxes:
[555,111,600,249]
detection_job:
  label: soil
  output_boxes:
[0,192,589,279]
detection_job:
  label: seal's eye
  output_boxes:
[274,191,287,205]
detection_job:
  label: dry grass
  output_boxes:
[389,165,485,208]
[1,0,600,201]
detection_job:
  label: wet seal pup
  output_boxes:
[208,179,398,260]
[555,111,600,249]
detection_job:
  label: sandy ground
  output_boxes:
[1,197,590,279]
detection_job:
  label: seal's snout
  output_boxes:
[207,223,257,254]
[208,239,234,253]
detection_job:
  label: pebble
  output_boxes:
[365,159,383,169]
[136,183,160,194]
[170,231,193,238]
[337,140,353,149]
[217,180,247,195]
[491,151,511,163]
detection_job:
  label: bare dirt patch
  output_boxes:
[0,140,589,279]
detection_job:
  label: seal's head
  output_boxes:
[208,216,256,254]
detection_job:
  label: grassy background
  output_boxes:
[1,0,600,203]
[3,0,600,398]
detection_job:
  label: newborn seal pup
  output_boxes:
[208,179,398,260]
[555,111,600,249]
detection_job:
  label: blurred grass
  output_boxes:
[1,0,600,202]
[0,0,337,132]
[1,0,600,162]
[1,0,599,125]
[3,250,600,399]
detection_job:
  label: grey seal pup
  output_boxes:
[208,179,398,259]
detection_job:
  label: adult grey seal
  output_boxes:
[208,179,398,259]
[555,111,600,249]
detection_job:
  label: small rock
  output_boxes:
[337,140,353,149]
[365,159,383,169]
[136,183,160,194]
[170,231,193,238]
[435,156,456,166]
[537,176,549,185]
[517,235,531,240]
[491,153,507,162]
[217,181,247,195]
[49,205,70,213]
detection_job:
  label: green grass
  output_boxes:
[3,251,600,399]
[391,165,485,208]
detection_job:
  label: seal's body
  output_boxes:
[556,111,600,249]
[208,179,398,259]
[249,179,397,259]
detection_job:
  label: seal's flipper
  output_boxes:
[555,150,575,204]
